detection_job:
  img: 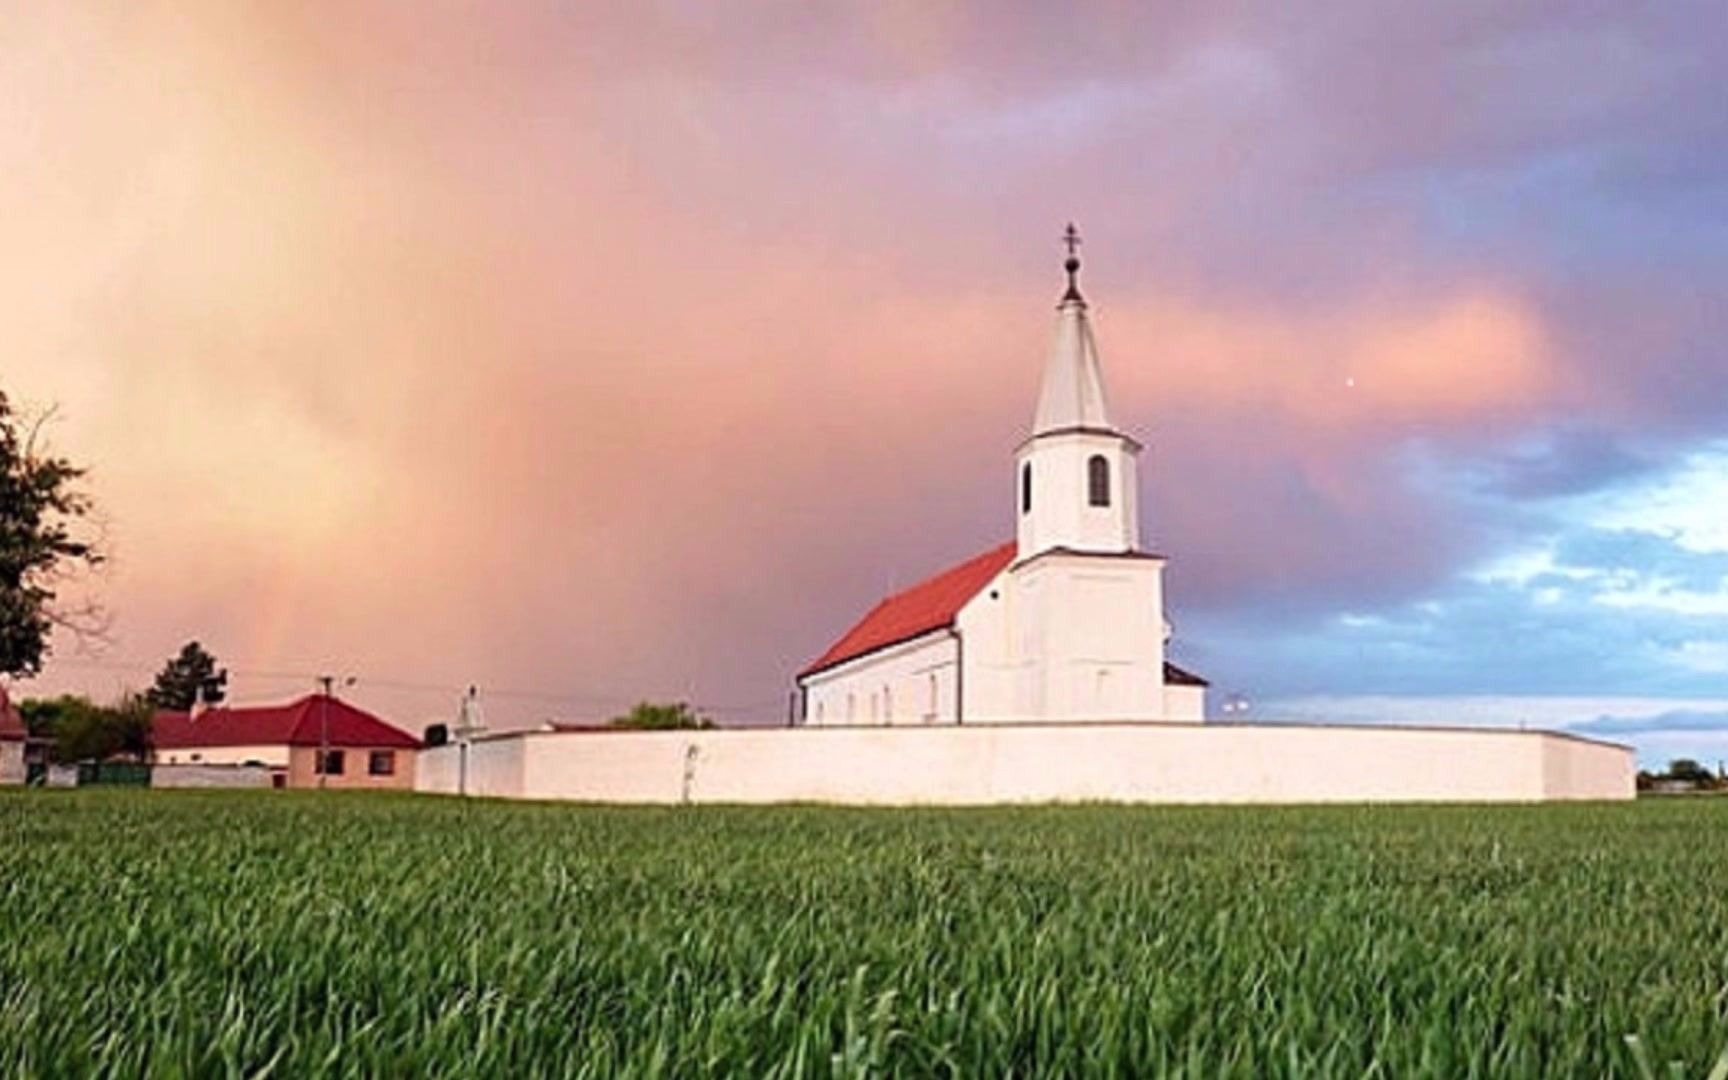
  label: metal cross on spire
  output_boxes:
[1061,222,1084,303]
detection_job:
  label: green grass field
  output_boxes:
[1,792,1725,1077]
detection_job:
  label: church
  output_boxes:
[411,232,1634,805]
[796,229,1208,726]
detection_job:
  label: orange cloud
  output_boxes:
[1103,289,1555,429]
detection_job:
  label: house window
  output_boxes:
[1087,455,1110,507]
[1021,462,1032,513]
[368,751,396,776]
[315,749,346,776]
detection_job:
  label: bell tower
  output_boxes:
[1015,225,1142,558]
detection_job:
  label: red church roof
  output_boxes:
[0,686,24,741]
[151,695,420,751]
[800,541,1017,678]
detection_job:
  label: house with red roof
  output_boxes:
[151,694,421,789]
[1,685,26,785]
[797,235,1208,726]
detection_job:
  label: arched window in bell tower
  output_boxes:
[1021,462,1032,514]
[1087,454,1110,507]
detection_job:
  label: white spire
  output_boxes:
[1032,224,1113,435]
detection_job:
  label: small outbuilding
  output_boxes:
[0,686,26,785]
[152,694,421,790]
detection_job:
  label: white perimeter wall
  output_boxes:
[416,737,526,798]
[152,764,272,789]
[416,723,1634,805]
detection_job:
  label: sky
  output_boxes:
[4,2,1726,764]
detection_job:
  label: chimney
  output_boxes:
[189,685,209,723]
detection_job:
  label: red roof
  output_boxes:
[151,695,420,751]
[0,686,24,741]
[800,541,1016,678]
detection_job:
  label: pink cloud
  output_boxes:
[5,3,1721,724]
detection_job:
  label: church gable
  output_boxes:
[799,541,1016,679]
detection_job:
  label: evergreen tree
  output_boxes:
[608,701,713,730]
[147,641,228,711]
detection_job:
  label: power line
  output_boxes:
[32,653,784,717]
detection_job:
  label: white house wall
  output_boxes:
[0,742,23,785]
[155,744,290,767]
[413,723,1634,804]
[801,630,959,726]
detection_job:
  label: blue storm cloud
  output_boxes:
[1184,441,1728,759]
[1576,711,1728,737]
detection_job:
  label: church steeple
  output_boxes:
[1033,224,1114,436]
[1017,225,1142,558]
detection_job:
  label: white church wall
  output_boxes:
[800,630,958,726]
[1015,431,1140,558]
[962,552,1168,722]
[954,567,1019,721]
[1164,684,1205,722]
[412,723,1634,804]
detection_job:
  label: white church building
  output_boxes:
[797,231,1206,727]
[412,231,1635,805]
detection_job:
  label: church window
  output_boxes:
[1021,462,1032,513]
[884,686,894,722]
[1088,455,1110,507]
[926,673,938,720]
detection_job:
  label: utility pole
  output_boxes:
[317,675,333,790]
[455,685,484,797]
[316,674,356,790]
[457,686,474,797]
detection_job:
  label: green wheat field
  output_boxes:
[2,792,1726,1077]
